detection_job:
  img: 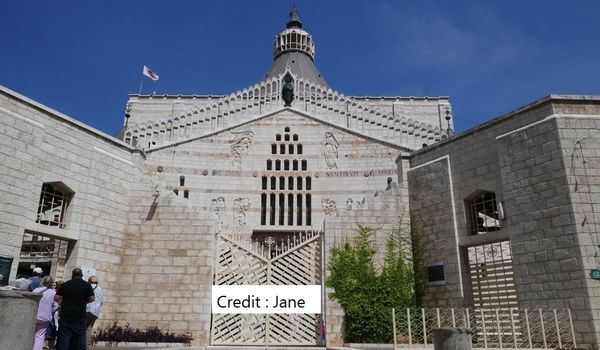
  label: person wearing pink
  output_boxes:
[32,276,58,350]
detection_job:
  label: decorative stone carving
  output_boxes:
[211,197,226,233]
[233,197,251,227]
[321,198,337,217]
[356,197,366,210]
[230,130,255,168]
[346,198,353,210]
[322,131,339,169]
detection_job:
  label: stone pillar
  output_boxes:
[433,328,472,350]
[0,290,42,350]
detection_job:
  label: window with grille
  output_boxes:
[466,191,501,235]
[36,183,73,229]
[260,127,311,226]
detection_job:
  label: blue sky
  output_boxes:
[2,1,599,135]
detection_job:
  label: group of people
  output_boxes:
[30,267,103,350]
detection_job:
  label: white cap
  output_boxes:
[33,267,43,274]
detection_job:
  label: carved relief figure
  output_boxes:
[356,197,366,210]
[211,197,226,233]
[346,198,353,210]
[230,130,255,168]
[323,131,339,169]
[322,198,337,217]
[233,197,251,227]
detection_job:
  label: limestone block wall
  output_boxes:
[409,96,600,348]
[0,86,142,323]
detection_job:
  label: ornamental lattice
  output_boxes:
[211,231,323,346]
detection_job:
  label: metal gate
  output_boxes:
[210,230,323,346]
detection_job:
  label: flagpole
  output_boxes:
[139,78,144,95]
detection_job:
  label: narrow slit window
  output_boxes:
[270,193,276,225]
[179,175,185,187]
[297,177,303,190]
[275,160,281,171]
[270,176,276,190]
[280,144,285,154]
[284,160,290,171]
[183,190,189,199]
[293,134,298,141]
[279,176,285,190]
[279,193,285,225]
[293,160,298,171]
[272,144,277,154]
[288,194,294,225]
[276,134,282,141]
[262,176,267,190]
[288,176,294,190]
[261,193,267,225]
[285,134,290,141]
[306,194,312,226]
[289,144,294,154]
[267,160,272,170]
[301,160,307,171]
[298,144,303,154]
[306,177,312,190]
[297,194,303,225]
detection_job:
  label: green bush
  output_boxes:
[326,223,424,343]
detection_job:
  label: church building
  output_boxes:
[0,7,599,348]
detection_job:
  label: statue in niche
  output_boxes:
[323,131,339,169]
[282,74,294,107]
[210,197,226,233]
[322,198,337,217]
[230,130,255,168]
[346,198,353,210]
[233,198,251,227]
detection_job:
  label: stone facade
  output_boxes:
[1,7,600,349]
[409,96,600,347]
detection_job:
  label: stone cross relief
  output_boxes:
[322,131,339,169]
[230,130,255,169]
[210,197,226,233]
[322,198,337,217]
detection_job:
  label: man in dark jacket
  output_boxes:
[55,268,95,350]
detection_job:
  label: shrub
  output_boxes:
[326,223,424,343]
[92,322,192,345]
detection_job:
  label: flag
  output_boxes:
[143,65,159,81]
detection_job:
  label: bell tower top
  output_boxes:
[273,6,315,60]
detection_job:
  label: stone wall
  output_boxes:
[408,96,600,347]
[0,86,142,324]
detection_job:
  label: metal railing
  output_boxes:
[392,308,576,349]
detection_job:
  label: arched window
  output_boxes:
[288,176,294,190]
[306,177,312,190]
[297,194,303,225]
[276,134,282,141]
[285,134,290,141]
[179,175,185,187]
[284,160,290,171]
[301,160,307,171]
[262,176,267,190]
[183,190,189,199]
[267,159,272,170]
[275,160,281,171]
[279,176,285,190]
[293,160,298,171]
[270,194,276,225]
[270,176,276,190]
[297,176,303,190]
[297,144,303,154]
[288,194,294,225]
[293,134,298,141]
[284,127,290,132]
[261,193,267,225]
[279,193,285,225]
[289,144,294,154]
[280,144,285,154]
[306,194,312,225]
[272,144,277,154]
[466,191,501,235]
